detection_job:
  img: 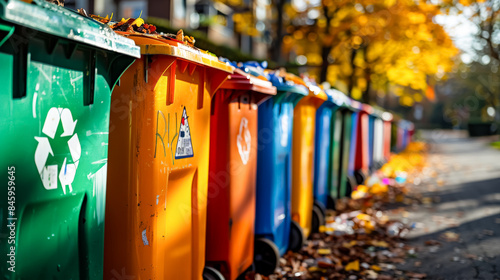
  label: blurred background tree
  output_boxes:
[280,0,457,105]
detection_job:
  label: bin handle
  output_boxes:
[0,24,15,48]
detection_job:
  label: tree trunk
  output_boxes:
[347,49,357,98]
[271,0,285,64]
[320,46,332,83]
[362,67,371,104]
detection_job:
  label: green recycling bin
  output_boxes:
[0,0,139,278]
[337,98,357,198]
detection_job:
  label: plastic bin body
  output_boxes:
[0,2,139,278]
[397,122,405,151]
[330,110,343,198]
[255,83,307,256]
[104,35,232,280]
[313,89,345,208]
[368,116,375,170]
[383,120,392,161]
[354,110,370,176]
[372,117,384,168]
[205,69,276,280]
[313,102,335,208]
[348,111,359,178]
[291,86,327,238]
[337,110,353,198]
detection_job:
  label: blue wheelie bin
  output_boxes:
[254,70,308,275]
[312,89,346,213]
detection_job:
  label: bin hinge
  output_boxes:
[84,50,96,106]
[12,42,28,99]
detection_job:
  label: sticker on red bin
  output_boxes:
[175,107,194,159]
[236,117,251,165]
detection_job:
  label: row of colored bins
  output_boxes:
[0,4,410,278]
[0,0,140,278]
[312,96,396,214]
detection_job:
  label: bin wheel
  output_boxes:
[203,266,225,280]
[313,200,326,217]
[354,169,367,185]
[311,204,325,234]
[327,195,336,210]
[346,176,357,197]
[254,238,280,276]
[288,220,305,252]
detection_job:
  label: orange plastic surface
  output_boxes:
[104,35,232,280]
[291,85,327,238]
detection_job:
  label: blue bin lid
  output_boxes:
[266,70,308,96]
[0,0,140,58]
[219,59,270,80]
[325,88,352,107]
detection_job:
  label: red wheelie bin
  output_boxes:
[353,104,373,185]
[205,65,276,280]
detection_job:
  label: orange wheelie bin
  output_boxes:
[205,61,276,280]
[291,79,328,238]
[104,31,233,280]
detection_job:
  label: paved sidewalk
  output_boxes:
[396,131,500,280]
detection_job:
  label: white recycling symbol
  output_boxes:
[34,107,81,195]
[236,117,251,165]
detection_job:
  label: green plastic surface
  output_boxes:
[338,110,352,198]
[329,109,342,199]
[0,3,138,278]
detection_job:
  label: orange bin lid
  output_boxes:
[306,83,328,101]
[115,32,233,73]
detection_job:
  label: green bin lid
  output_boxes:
[0,0,139,57]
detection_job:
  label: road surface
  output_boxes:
[396,130,500,280]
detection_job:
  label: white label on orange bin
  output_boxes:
[175,107,194,159]
[236,117,251,165]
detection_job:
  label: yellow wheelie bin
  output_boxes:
[291,78,328,239]
[104,31,233,280]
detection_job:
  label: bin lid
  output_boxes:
[325,88,350,107]
[221,60,269,80]
[0,0,139,57]
[361,103,374,114]
[370,107,392,121]
[266,70,308,96]
[382,112,393,122]
[398,119,414,130]
[350,99,363,111]
[220,68,277,95]
[116,33,233,73]
[306,83,328,101]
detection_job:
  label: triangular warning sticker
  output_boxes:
[175,107,194,159]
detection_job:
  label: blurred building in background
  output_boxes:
[68,0,273,60]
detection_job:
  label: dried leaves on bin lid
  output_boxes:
[109,16,158,35]
[80,11,198,48]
